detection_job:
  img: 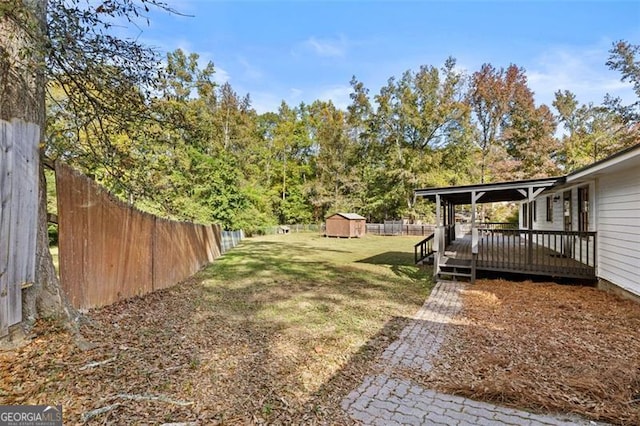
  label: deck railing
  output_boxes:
[477,229,596,279]
[414,233,435,264]
[477,222,518,231]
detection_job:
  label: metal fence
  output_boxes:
[253,223,434,237]
[221,230,244,253]
[366,222,435,236]
[56,162,243,310]
[0,119,40,337]
[252,224,321,236]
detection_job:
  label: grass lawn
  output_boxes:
[0,233,431,424]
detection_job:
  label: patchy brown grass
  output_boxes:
[0,234,430,424]
[420,279,640,426]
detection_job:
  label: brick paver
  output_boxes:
[341,281,606,425]
[381,281,465,372]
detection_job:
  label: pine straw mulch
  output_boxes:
[0,274,412,425]
[415,279,640,426]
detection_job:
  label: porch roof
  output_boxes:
[414,176,563,205]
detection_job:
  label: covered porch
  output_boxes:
[413,178,597,283]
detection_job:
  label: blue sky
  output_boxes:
[138,1,640,113]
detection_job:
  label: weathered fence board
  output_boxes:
[153,220,205,291]
[0,119,39,337]
[56,162,241,310]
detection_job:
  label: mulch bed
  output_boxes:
[418,279,640,426]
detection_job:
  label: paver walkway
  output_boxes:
[341,281,604,426]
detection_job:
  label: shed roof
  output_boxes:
[327,212,366,220]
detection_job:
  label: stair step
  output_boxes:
[440,264,471,270]
[442,261,472,268]
[440,266,471,273]
[438,271,472,278]
[436,279,466,285]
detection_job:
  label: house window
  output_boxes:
[546,196,553,222]
[578,185,589,232]
[522,202,528,228]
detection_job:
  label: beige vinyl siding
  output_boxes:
[597,166,640,296]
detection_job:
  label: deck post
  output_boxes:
[471,191,478,284]
[471,253,476,284]
[434,194,441,280]
[527,187,536,267]
[448,202,456,242]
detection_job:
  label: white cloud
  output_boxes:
[315,85,353,110]
[237,56,263,81]
[213,66,231,85]
[302,36,348,58]
[246,85,353,114]
[526,44,635,107]
[250,92,285,114]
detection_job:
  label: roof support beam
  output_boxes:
[529,187,545,201]
[473,191,485,204]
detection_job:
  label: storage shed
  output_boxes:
[325,213,366,238]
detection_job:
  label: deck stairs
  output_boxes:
[436,256,472,283]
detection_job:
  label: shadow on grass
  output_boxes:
[177,236,433,422]
[356,251,425,281]
[356,251,414,266]
[62,236,433,423]
[197,239,432,318]
[293,314,412,422]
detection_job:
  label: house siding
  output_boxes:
[522,185,597,268]
[596,166,640,296]
[529,195,563,231]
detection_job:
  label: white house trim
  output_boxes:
[527,143,640,299]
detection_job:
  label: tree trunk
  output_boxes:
[1,0,72,333]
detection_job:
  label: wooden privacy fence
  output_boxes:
[56,162,242,310]
[0,119,39,337]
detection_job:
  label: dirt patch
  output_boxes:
[418,279,640,425]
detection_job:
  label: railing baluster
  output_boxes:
[412,227,595,279]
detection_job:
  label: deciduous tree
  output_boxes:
[1,0,173,330]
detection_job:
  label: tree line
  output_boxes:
[46,44,639,231]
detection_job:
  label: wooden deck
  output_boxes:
[444,231,596,280]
